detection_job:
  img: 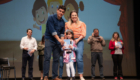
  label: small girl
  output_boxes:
[62,29,77,80]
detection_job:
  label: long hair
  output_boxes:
[41,35,45,44]
[66,29,75,40]
[111,32,121,41]
[68,10,80,25]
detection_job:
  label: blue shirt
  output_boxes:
[45,14,65,44]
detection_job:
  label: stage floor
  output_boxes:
[8,78,140,80]
[8,79,140,80]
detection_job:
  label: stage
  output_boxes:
[7,78,140,80]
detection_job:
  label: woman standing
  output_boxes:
[37,35,45,80]
[65,10,86,80]
[109,32,124,80]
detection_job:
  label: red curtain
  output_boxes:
[104,0,129,56]
[0,0,12,4]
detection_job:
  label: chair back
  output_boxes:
[0,58,10,66]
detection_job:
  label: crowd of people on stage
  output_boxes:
[20,5,124,80]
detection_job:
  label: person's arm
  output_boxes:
[75,22,86,44]
[109,40,115,50]
[33,23,40,30]
[87,36,93,44]
[20,37,24,49]
[63,51,66,58]
[81,22,86,38]
[100,37,106,46]
[75,36,84,44]
[34,39,37,51]
[72,41,78,51]
[64,22,69,39]
[60,21,65,40]
[71,52,76,59]
[20,37,28,50]
[30,39,37,54]
[47,17,64,45]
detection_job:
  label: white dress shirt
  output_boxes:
[20,36,37,51]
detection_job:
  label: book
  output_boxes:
[117,42,122,48]
[64,39,71,49]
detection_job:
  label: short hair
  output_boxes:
[32,0,47,17]
[57,5,66,11]
[27,29,32,33]
[93,28,99,32]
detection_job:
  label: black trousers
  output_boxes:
[112,54,123,77]
[38,55,44,71]
[22,50,34,78]
[91,52,104,78]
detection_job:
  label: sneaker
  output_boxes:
[114,77,118,80]
[44,76,49,80]
[120,77,123,79]
[53,77,62,80]
[59,77,62,79]
[80,77,85,80]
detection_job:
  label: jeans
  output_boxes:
[59,56,64,78]
[43,39,61,79]
[74,39,84,74]
[91,52,104,78]
[0,68,1,78]
[22,50,34,78]
[112,54,123,77]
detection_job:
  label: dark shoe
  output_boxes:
[29,78,35,80]
[53,77,62,80]
[58,77,62,79]
[72,77,75,80]
[67,77,70,80]
[22,78,25,80]
[91,77,94,80]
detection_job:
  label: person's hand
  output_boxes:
[98,37,102,42]
[59,39,64,45]
[69,45,74,49]
[92,32,94,36]
[62,46,66,50]
[121,42,123,45]
[63,56,66,58]
[71,57,75,59]
[29,49,35,54]
[24,48,28,50]
[75,39,80,44]
[115,46,119,49]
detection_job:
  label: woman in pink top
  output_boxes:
[65,10,86,80]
